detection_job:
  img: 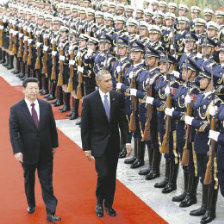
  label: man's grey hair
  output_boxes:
[95,69,111,81]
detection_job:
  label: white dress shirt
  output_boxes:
[24,98,40,120]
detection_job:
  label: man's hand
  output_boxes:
[125,144,132,157]
[85,150,93,161]
[14,152,23,163]
[52,148,57,155]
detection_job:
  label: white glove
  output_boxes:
[129,71,134,79]
[69,60,75,66]
[116,83,122,89]
[130,88,137,96]
[36,30,40,36]
[165,86,171,96]
[149,78,154,85]
[78,66,84,73]
[165,108,174,117]
[36,42,42,48]
[77,51,81,58]
[51,38,56,44]
[0,25,3,30]
[209,130,220,142]
[43,46,49,52]
[9,29,14,34]
[69,45,74,52]
[52,51,57,56]
[116,66,121,73]
[27,27,31,33]
[23,36,28,42]
[185,94,192,106]
[170,44,174,50]
[28,39,33,44]
[13,30,18,36]
[43,34,48,39]
[173,71,180,79]
[209,106,218,117]
[185,116,194,125]
[146,96,154,105]
[59,55,65,61]
[86,48,93,57]
[23,25,27,31]
[19,33,23,38]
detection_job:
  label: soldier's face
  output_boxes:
[159,62,168,74]
[45,21,51,29]
[205,15,212,22]
[53,23,60,31]
[61,31,68,39]
[155,17,163,25]
[140,28,148,37]
[185,41,194,52]
[219,51,224,63]
[202,46,213,57]
[182,69,194,81]
[200,77,210,89]
[169,8,176,14]
[97,73,113,93]
[145,57,157,68]
[96,17,103,24]
[165,19,173,27]
[109,7,116,14]
[38,18,44,26]
[207,29,217,38]
[72,11,78,18]
[99,42,110,51]
[216,17,224,25]
[144,15,152,23]
[179,23,187,31]
[118,46,128,56]
[79,39,87,48]
[87,43,96,51]
[136,12,143,19]
[159,6,167,13]
[127,25,136,34]
[149,33,160,42]
[23,82,39,102]
[88,14,94,21]
[102,6,109,12]
[115,22,124,30]
[195,25,205,34]
[191,12,198,19]
[131,51,143,63]
[80,13,86,20]
[179,9,186,16]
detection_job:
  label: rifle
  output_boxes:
[0,19,3,47]
[12,25,17,55]
[57,46,64,86]
[34,33,41,70]
[17,26,23,58]
[204,65,217,185]
[23,28,28,63]
[117,63,123,94]
[143,77,153,141]
[41,34,49,75]
[8,26,13,53]
[129,71,137,131]
[67,46,74,91]
[50,39,56,80]
[27,30,32,66]
[76,52,83,99]
[182,62,192,165]
[161,53,172,154]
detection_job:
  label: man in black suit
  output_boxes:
[81,70,132,218]
[9,78,61,223]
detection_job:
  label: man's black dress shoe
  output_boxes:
[105,207,116,217]
[47,213,61,222]
[27,206,35,214]
[95,204,104,218]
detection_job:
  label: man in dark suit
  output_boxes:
[9,78,61,223]
[81,70,132,218]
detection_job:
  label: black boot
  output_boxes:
[7,55,14,70]
[139,144,153,175]
[131,141,145,168]
[69,98,79,120]
[173,170,188,202]
[60,92,71,113]
[13,57,21,74]
[0,50,6,64]
[190,184,209,216]
[18,61,25,79]
[3,52,9,67]
[47,81,56,101]
[40,76,49,95]
[162,161,179,193]
[200,188,218,224]
[145,150,161,180]
[179,175,198,207]
[54,86,63,107]
[124,138,137,164]
[154,159,169,188]
[119,132,127,158]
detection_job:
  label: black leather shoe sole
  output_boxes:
[47,214,61,222]
[95,204,104,218]
[27,207,35,214]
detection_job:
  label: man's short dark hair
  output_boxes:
[23,77,39,88]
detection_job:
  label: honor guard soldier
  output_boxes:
[86,8,96,37]
[135,8,144,21]
[184,66,222,223]
[116,4,125,17]
[170,58,200,207]
[190,6,201,32]
[53,26,69,108]
[125,5,134,19]
[123,40,146,169]
[147,25,163,51]
[71,33,88,124]
[46,17,61,101]
[139,21,150,46]
[113,36,132,158]
[203,8,214,23]
[150,0,159,13]
[146,53,179,192]
[77,7,88,34]
[112,16,126,45]
[126,18,139,43]
[168,2,177,15]
[108,2,117,15]
[216,10,224,44]
[159,1,168,14]
[154,10,165,27]
[178,3,189,17]
[140,46,161,179]
[94,11,105,38]
[144,9,154,24]
[194,18,206,50]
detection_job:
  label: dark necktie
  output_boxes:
[31,103,39,128]
[104,94,110,121]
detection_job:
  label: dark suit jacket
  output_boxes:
[9,98,58,164]
[81,90,130,157]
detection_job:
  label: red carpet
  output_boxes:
[0,77,167,224]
